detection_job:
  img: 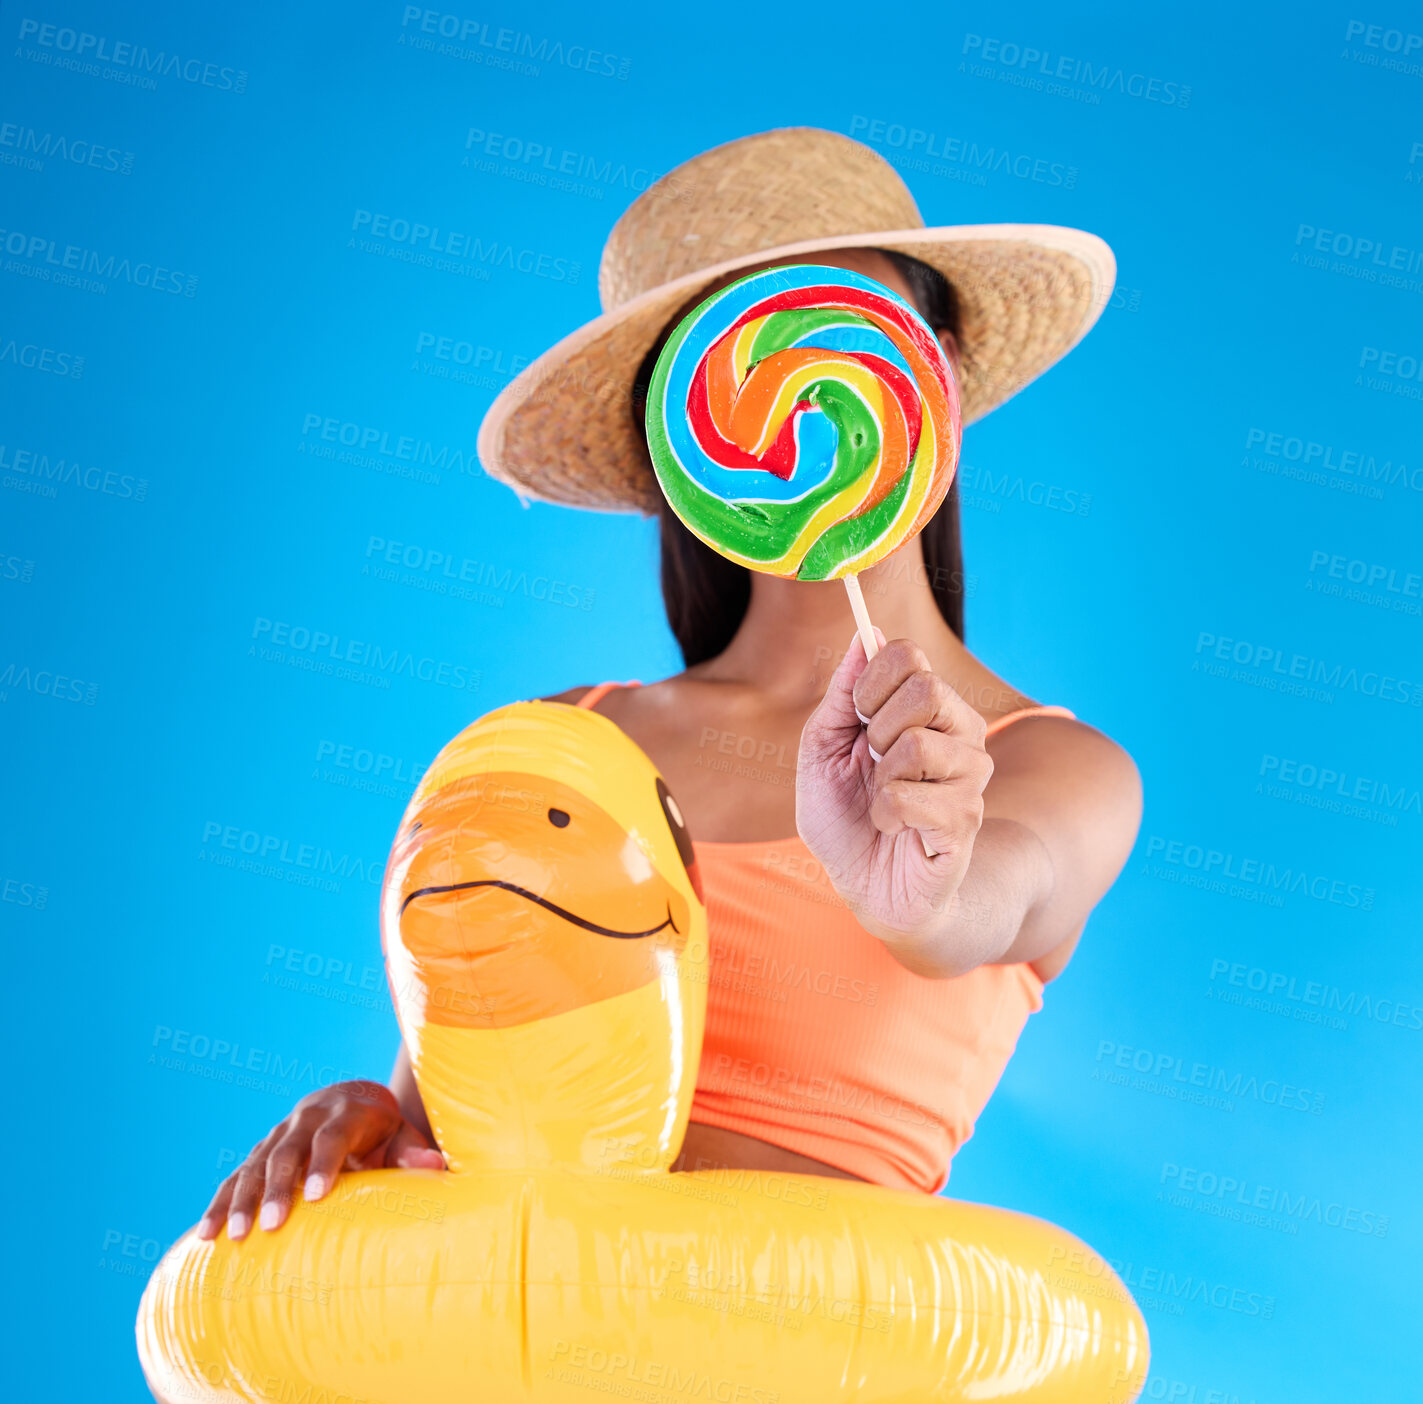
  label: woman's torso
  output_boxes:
[572,663,1068,1191]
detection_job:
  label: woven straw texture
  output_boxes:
[478,127,1115,514]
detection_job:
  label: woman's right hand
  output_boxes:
[197,1079,445,1240]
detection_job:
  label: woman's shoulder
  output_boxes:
[539,679,677,730]
[949,652,1132,762]
[941,652,1051,729]
[543,685,602,706]
[545,673,713,706]
[542,681,664,708]
[954,654,1138,802]
[541,679,716,774]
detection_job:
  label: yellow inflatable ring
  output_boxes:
[138,701,1149,1403]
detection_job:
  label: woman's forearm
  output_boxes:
[389,1043,435,1143]
[855,818,1055,978]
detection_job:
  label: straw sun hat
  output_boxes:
[476,126,1115,514]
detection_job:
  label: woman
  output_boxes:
[201,127,1141,1241]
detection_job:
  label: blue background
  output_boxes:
[3,2,1420,1399]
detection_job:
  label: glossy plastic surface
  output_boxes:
[645,264,962,581]
[381,701,707,1176]
[137,701,1148,1403]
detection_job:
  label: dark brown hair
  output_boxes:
[633,250,966,666]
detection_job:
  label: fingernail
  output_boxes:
[258,1201,282,1232]
[303,1174,326,1201]
[868,742,884,764]
[196,1215,216,1239]
[854,706,872,725]
[227,1212,250,1240]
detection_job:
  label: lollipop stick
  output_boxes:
[842,574,937,860]
[844,573,879,661]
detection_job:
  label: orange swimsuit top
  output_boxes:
[578,682,1076,1195]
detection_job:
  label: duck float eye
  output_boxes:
[137,698,1148,1404]
[656,775,702,904]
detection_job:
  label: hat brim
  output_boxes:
[476,223,1115,514]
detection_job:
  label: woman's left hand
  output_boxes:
[796,631,993,945]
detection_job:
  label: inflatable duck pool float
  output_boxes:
[137,701,1149,1403]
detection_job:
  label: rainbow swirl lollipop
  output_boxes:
[645,264,961,581]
